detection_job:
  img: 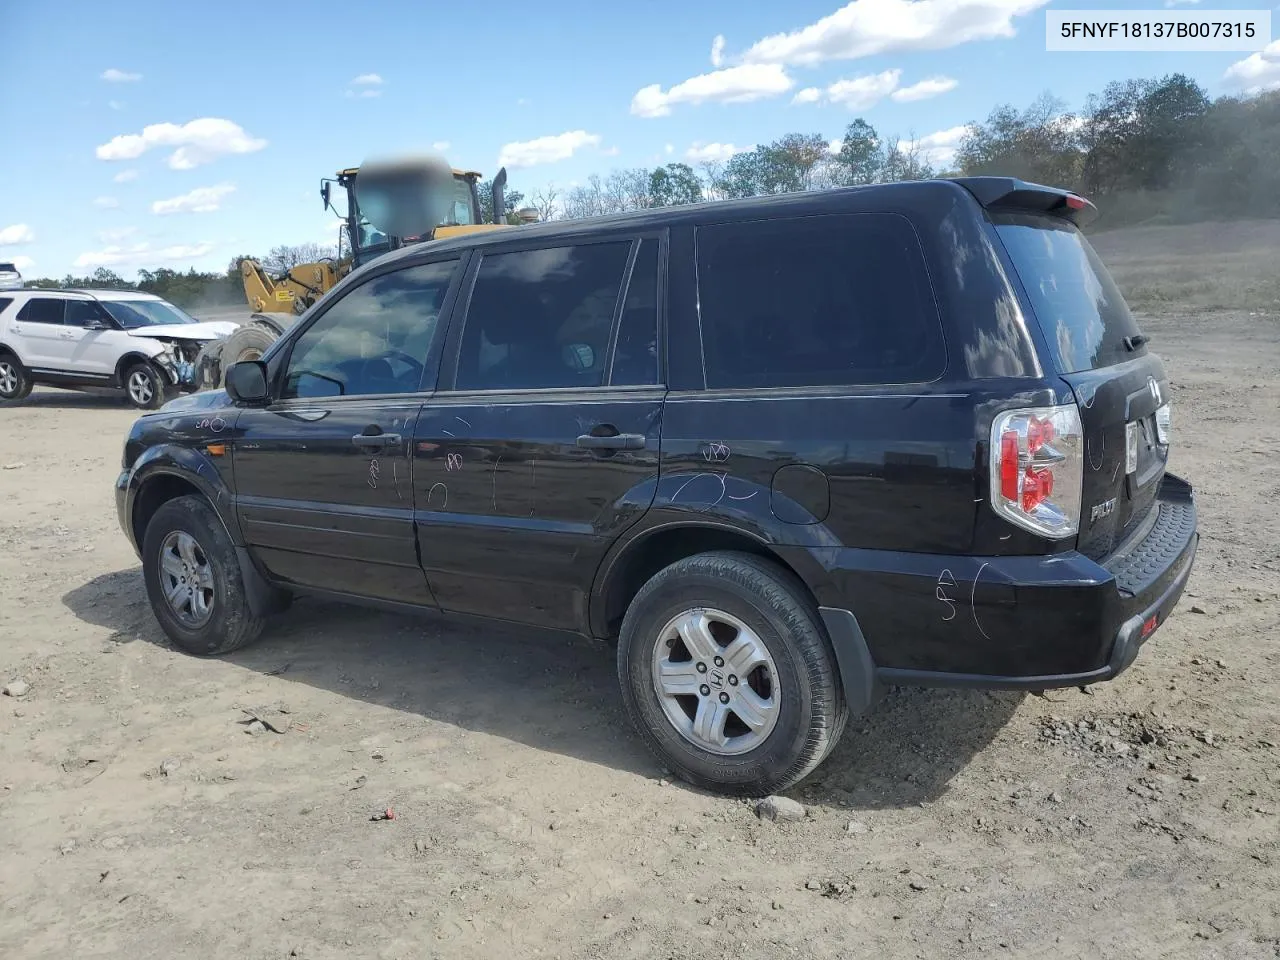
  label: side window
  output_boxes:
[0,298,14,315]
[696,214,945,389]
[282,259,459,400]
[65,300,106,327]
[610,239,660,386]
[455,241,632,391]
[17,298,65,325]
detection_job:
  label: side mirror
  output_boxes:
[86,319,108,331]
[321,181,332,210]
[225,360,270,404]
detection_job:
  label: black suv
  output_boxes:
[116,177,1198,796]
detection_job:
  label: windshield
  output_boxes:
[994,213,1146,373]
[0,263,16,273]
[100,299,197,329]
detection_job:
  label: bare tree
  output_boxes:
[261,242,338,275]
[531,185,559,222]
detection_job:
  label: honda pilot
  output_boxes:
[115,177,1199,796]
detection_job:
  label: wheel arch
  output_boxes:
[115,350,162,387]
[590,520,827,642]
[125,447,243,551]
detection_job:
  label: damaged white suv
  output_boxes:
[0,289,236,408]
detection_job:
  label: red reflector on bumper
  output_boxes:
[1140,613,1160,639]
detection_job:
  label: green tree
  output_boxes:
[476,179,526,224]
[833,119,884,185]
[648,163,703,207]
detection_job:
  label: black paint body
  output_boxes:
[117,178,1198,692]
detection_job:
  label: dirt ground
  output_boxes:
[2,225,1278,959]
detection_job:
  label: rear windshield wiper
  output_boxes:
[1123,334,1150,351]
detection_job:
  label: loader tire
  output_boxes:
[219,321,280,374]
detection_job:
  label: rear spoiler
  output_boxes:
[950,176,1099,228]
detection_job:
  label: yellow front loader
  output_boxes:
[199,161,531,387]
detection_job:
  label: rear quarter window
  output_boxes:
[695,213,945,389]
[994,213,1145,373]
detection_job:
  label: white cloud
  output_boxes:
[432,141,451,152]
[601,145,621,157]
[108,100,124,110]
[827,138,842,155]
[74,242,214,270]
[345,88,382,99]
[1225,40,1280,93]
[151,183,236,215]
[93,196,120,209]
[113,169,139,183]
[10,255,34,272]
[891,75,957,102]
[95,118,267,170]
[498,130,601,168]
[665,143,674,155]
[352,73,383,85]
[0,223,35,245]
[903,124,970,168]
[685,142,751,163]
[827,69,902,109]
[101,68,141,82]
[711,34,726,67]
[742,0,1049,66]
[631,63,794,117]
[792,87,823,104]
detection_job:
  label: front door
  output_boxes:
[414,235,666,631]
[232,257,465,604]
[63,298,129,376]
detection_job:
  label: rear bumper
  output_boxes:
[808,473,1198,693]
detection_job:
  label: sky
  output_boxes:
[2,0,1277,281]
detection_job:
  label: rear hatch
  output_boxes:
[993,212,1170,559]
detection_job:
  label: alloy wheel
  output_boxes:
[158,530,215,627]
[651,607,781,756]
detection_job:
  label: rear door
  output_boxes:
[992,213,1170,559]
[232,257,464,604]
[11,297,67,369]
[412,233,666,631]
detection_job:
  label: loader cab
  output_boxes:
[324,166,487,269]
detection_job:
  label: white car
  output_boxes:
[0,262,22,291]
[0,289,238,408]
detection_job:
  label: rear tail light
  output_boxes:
[990,403,1084,538]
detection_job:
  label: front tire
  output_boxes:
[0,353,32,402]
[124,362,166,410]
[141,495,266,656]
[617,551,848,797]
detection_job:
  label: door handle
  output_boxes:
[351,432,401,449]
[576,432,646,450]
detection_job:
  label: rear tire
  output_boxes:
[617,551,848,797]
[141,495,266,656]
[0,353,32,402]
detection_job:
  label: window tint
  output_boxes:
[994,213,1144,373]
[65,300,105,327]
[18,298,65,325]
[0,298,13,315]
[610,239,660,386]
[282,260,459,399]
[696,214,945,389]
[455,241,632,391]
